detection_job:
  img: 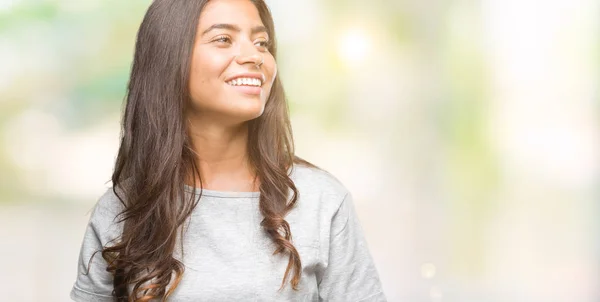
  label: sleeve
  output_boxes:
[70,188,123,302]
[316,191,387,302]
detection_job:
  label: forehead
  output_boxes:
[199,0,264,29]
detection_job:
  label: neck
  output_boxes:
[185,116,259,192]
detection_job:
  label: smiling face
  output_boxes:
[187,0,277,125]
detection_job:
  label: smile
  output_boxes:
[226,77,262,87]
[226,80,262,96]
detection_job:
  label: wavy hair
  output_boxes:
[99,0,317,301]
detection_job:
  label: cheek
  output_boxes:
[189,58,206,90]
[262,59,277,102]
[189,51,227,96]
[265,57,277,85]
[191,55,213,83]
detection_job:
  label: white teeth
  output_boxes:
[227,77,262,87]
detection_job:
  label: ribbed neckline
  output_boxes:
[183,184,260,198]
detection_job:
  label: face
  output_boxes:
[188,0,277,125]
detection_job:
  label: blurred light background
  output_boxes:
[0,0,599,301]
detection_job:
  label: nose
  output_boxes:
[235,41,263,67]
[235,53,263,67]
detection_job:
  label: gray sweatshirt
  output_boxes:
[70,164,386,301]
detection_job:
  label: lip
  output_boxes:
[224,72,266,85]
[227,84,262,96]
[224,72,265,96]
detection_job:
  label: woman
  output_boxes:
[70,0,386,301]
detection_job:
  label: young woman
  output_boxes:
[70,0,386,301]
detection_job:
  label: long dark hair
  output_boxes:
[100,0,317,300]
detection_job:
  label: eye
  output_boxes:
[255,40,271,50]
[213,36,231,44]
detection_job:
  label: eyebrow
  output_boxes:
[201,23,268,37]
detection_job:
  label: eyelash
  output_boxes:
[213,36,270,48]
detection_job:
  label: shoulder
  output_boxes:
[91,186,125,223]
[290,163,350,209]
[86,186,126,244]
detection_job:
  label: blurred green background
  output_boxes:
[1,0,599,301]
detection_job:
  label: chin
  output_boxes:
[224,104,265,124]
[240,107,265,121]
[237,98,265,114]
